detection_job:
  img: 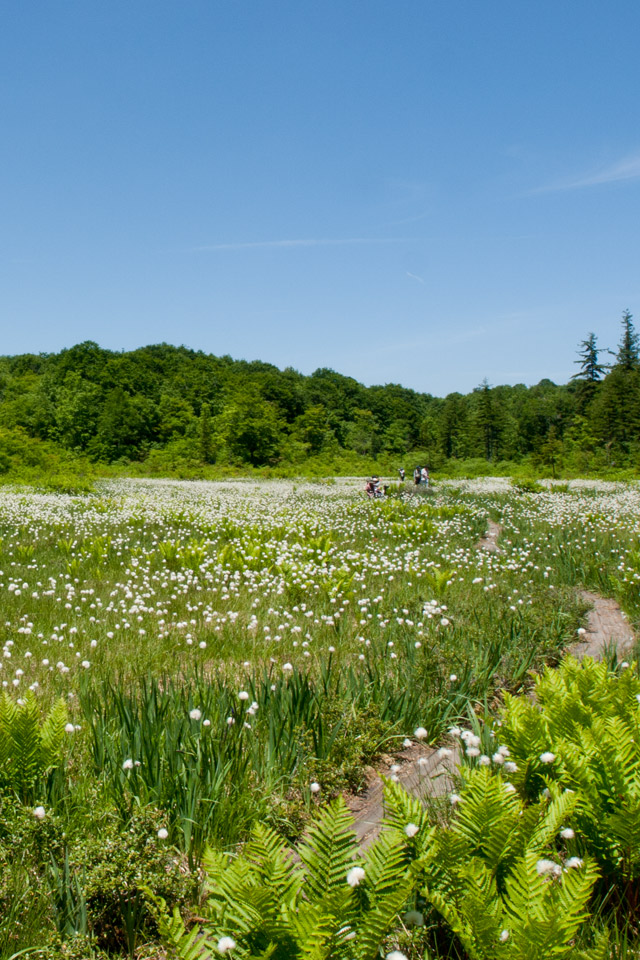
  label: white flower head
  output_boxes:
[122,758,134,770]
[238,691,250,701]
[309,781,321,794]
[189,708,202,721]
[157,828,168,840]
[565,856,583,869]
[560,827,575,840]
[404,822,419,838]
[386,952,409,960]
[536,858,562,877]
[499,929,509,942]
[540,751,556,764]
[64,723,75,733]
[217,936,236,953]
[449,792,462,805]
[346,866,365,887]
[414,726,427,739]
[33,806,46,819]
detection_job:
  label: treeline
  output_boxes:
[0,312,638,478]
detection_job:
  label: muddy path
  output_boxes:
[571,590,635,660]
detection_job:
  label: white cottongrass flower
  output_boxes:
[565,857,583,869]
[449,673,457,681]
[122,758,134,770]
[437,747,452,758]
[449,793,462,805]
[157,828,168,839]
[414,726,427,739]
[346,866,365,887]
[309,782,321,794]
[466,746,480,757]
[238,691,250,701]
[217,936,236,952]
[536,858,562,877]
[386,952,408,960]
[64,723,75,733]
[404,823,419,838]
[499,930,509,942]
[33,806,46,819]
[282,662,293,671]
[560,827,575,840]
[540,752,556,764]
[503,761,518,773]
[402,738,412,748]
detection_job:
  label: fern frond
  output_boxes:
[354,876,414,960]
[362,828,411,897]
[298,797,359,901]
[382,777,430,837]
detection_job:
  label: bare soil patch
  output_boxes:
[572,590,635,660]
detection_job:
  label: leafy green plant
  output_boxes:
[406,768,599,958]
[0,694,70,804]
[492,656,640,918]
[152,795,428,959]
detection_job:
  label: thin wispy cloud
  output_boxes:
[536,152,640,193]
[406,271,425,284]
[195,237,411,252]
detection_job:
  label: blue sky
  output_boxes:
[2,1,639,395]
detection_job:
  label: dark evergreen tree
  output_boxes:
[571,333,606,414]
[572,333,606,383]
[616,310,639,371]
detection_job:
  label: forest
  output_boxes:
[0,311,638,482]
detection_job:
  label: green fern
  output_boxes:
[156,796,419,960]
[0,692,69,803]
[297,797,359,901]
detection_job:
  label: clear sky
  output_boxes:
[2,1,639,396]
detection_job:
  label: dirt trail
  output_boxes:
[476,519,502,553]
[348,744,459,849]
[571,590,635,660]
[346,520,636,845]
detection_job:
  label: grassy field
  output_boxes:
[2,476,640,957]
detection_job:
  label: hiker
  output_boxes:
[398,467,406,481]
[421,466,429,487]
[413,467,421,486]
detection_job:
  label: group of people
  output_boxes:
[407,466,429,486]
[365,476,386,498]
[366,465,430,498]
